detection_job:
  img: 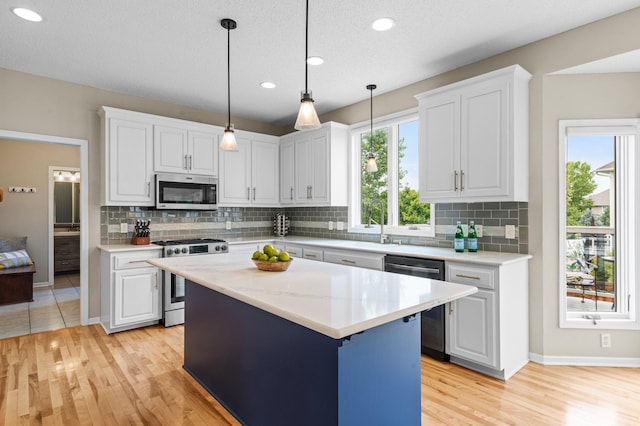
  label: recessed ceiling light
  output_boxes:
[371,17,395,32]
[306,56,324,66]
[11,7,43,22]
[261,81,276,89]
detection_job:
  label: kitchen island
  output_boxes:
[148,252,477,426]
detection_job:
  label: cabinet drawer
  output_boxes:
[447,263,496,290]
[114,250,162,270]
[55,258,80,272]
[284,245,303,258]
[323,250,384,271]
[302,248,323,261]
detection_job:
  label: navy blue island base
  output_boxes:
[184,280,422,426]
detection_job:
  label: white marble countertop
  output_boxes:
[148,251,477,339]
[230,236,532,266]
[97,243,163,253]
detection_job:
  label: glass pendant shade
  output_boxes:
[220,125,238,151]
[365,152,378,172]
[295,91,321,130]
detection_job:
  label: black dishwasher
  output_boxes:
[384,255,449,362]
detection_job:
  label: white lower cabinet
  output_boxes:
[100,248,162,334]
[445,260,529,380]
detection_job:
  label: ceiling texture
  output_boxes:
[2,1,640,127]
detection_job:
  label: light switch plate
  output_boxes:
[226,221,232,230]
[505,225,516,239]
[328,221,334,230]
[336,221,344,231]
[476,225,483,237]
[120,222,128,233]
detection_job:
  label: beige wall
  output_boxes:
[0,69,287,319]
[1,7,639,357]
[0,139,79,283]
[322,8,640,359]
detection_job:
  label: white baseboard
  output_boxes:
[529,352,640,367]
[86,316,101,326]
[33,281,50,288]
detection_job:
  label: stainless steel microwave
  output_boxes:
[155,173,217,210]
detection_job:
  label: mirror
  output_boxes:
[53,171,80,225]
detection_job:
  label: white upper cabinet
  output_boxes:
[100,106,223,206]
[100,107,155,206]
[279,122,348,206]
[218,131,279,207]
[416,65,531,203]
[154,125,219,176]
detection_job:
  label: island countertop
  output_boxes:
[148,252,477,339]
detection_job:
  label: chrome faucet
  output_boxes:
[368,198,388,244]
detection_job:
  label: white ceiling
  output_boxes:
[2,1,640,127]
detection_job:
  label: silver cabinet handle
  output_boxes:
[309,185,312,199]
[247,187,251,200]
[189,155,193,170]
[460,170,464,191]
[454,171,458,191]
[128,259,151,264]
[449,302,453,315]
[184,155,188,170]
[290,187,294,200]
[455,273,480,280]
[253,187,256,200]
[305,253,317,258]
[341,259,356,264]
[147,182,151,197]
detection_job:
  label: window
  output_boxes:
[349,110,434,237]
[559,119,639,329]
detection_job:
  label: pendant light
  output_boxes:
[294,0,321,131]
[220,18,238,151]
[365,84,378,173]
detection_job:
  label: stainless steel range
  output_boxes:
[153,238,228,327]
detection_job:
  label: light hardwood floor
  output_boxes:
[1,324,638,425]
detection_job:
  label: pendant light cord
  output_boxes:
[227,24,231,126]
[304,0,309,94]
[370,87,373,150]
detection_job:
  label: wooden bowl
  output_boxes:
[252,258,293,272]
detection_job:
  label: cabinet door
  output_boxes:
[113,267,161,326]
[108,118,154,205]
[460,78,509,198]
[309,131,329,203]
[447,289,497,368]
[294,135,313,203]
[189,130,218,176]
[218,137,252,205]
[418,91,460,202]
[252,140,279,205]
[280,138,296,204]
[154,125,189,173]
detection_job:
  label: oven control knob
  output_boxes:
[215,245,221,251]
[166,249,172,256]
[173,248,181,255]
[221,244,228,252]
[181,247,189,254]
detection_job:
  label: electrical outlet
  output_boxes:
[476,225,483,238]
[505,225,516,239]
[120,222,128,233]
[461,224,469,236]
[226,221,232,230]
[28,187,36,193]
[328,221,334,230]
[601,333,611,348]
[336,221,344,231]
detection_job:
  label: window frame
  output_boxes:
[348,108,435,237]
[558,119,639,329]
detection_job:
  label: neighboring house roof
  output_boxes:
[589,189,610,207]
[594,161,614,175]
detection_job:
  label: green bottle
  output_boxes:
[454,221,465,252]
[468,221,478,252]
